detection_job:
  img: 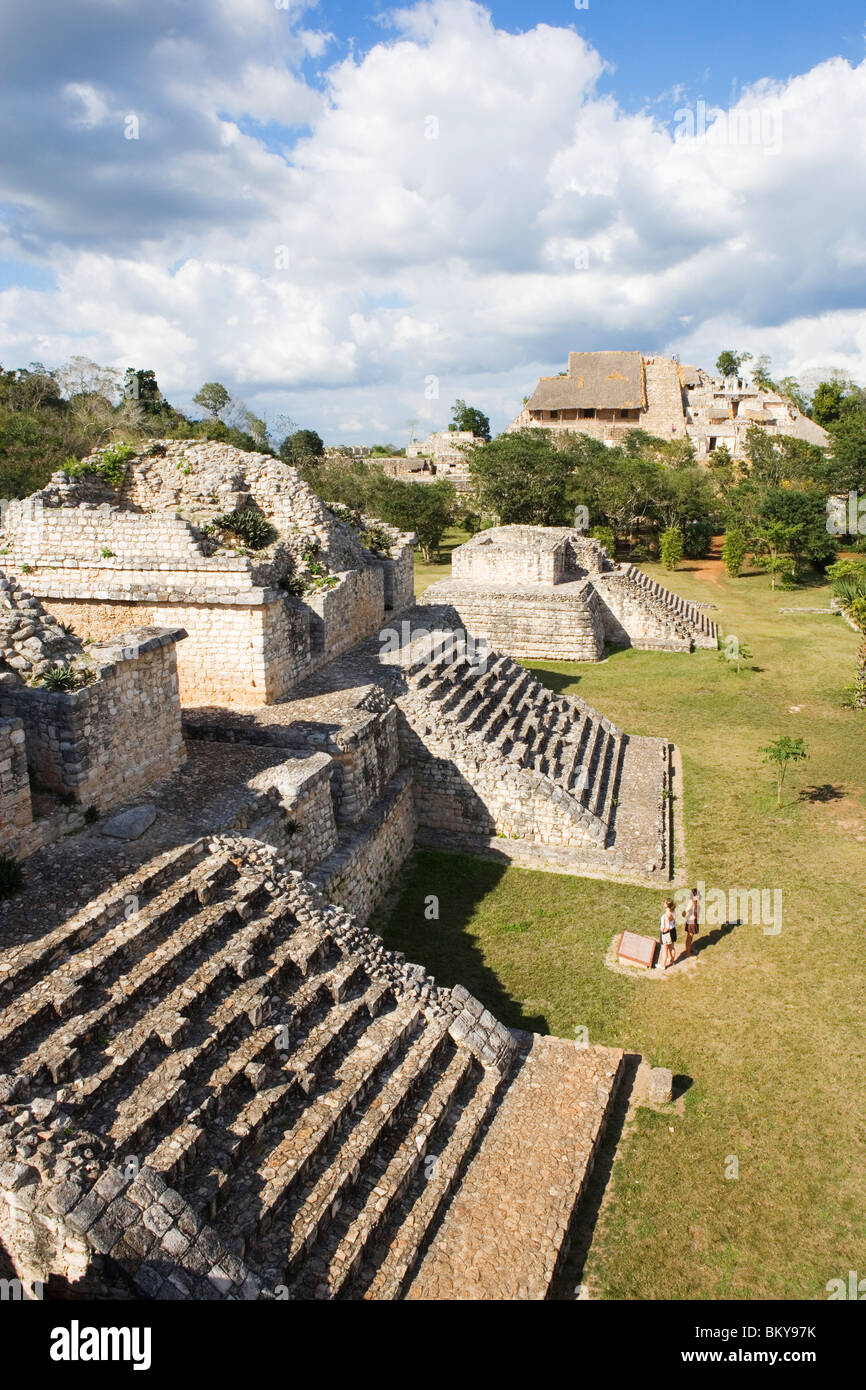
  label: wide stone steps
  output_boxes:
[0,839,208,1008]
[623,566,718,641]
[0,854,242,1072]
[213,995,420,1254]
[405,642,622,839]
[264,1017,455,1289]
[357,1065,503,1300]
[290,1044,475,1299]
[189,977,394,1223]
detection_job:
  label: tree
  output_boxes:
[716,350,751,379]
[751,355,776,391]
[722,528,748,577]
[193,382,230,421]
[752,519,798,590]
[469,429,572,524]
[810,378,848,428]
[450,399,490,442]
[280,429,325,467]
[366,475,456,561]
[123,368,164,414]
[659,527,684,570]
[759,736,808,808]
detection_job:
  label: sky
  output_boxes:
[0,0,865,443]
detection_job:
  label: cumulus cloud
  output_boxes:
[0,0,865,439]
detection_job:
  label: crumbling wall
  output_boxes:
[0,718,32,856]
[0,628,187,810]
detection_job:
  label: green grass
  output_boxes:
[413,525,470,596]
[376,556,866,1300]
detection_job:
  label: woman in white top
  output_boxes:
[659,898,677,969]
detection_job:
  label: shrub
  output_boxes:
[63,442,135,488]
[33,663,96,692]
[722,528,748,577]
[590,525,615,554]
[211,508,276,550]
[360,525,393,555]
[0,853,24,899]
[659,527,684,570]
[681,520,713,560]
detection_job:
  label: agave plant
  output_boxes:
[831,569,866,708]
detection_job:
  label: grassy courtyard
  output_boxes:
[377,551,866,1300]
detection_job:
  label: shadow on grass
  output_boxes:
[691,920,737,957]
[799,783,846,803]
[374,848,549,1035]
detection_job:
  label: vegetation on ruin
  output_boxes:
[32,663,96,692]
[208,507,276,551]
[379,547,865,1299]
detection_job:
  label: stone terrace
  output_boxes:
[0,835,622,1301]
[184,606,673,884]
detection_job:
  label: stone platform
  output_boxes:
[405,1033,622,1300]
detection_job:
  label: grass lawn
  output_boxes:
[413,525,470,596]
[374,554,866,1300]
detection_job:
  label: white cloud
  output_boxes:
[1,0,865,439]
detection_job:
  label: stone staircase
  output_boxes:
[621,566,718,647]
[6,837,615,1301]
[403,644,625,840]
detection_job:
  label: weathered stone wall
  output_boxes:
[39,595,310,708]
[453,528,565,585]
[421,581,606,661]
[0,628,187,810]
[306,566,384,664]
[329,704,401,825]
[377,539,415,613]
[0,717,32,855]
[311,769,416,924]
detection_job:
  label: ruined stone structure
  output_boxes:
[422,525,718,661]
[405,429,477,489]
[509,350,829,458]
[0,444,684,1300]
[0,441,414,709]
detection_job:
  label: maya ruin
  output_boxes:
[0,438,712,1301]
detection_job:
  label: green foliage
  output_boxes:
[63,442,135,488]
[590,525,615,554]
[681,520,713,559]
[0,853,24,899]
[279,429,325,466]
[758,735,808,807]
[469,429,573,525]
[366,475,456,561]
[210,508,276,551]
[722,528,748,577]
[450,398,490,442]
[659,527,684,570]
[193,381,230,420]
[810,378,848,428]
[360,524,393,555]
[33,663,96,692]
[716,349,751,378]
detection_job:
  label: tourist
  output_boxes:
[682,887,701,958]
[658,898,677,969]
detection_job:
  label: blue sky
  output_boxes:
[0,0,864,442]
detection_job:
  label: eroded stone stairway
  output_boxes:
[403,643,624,842]
[0,836,622,1301]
